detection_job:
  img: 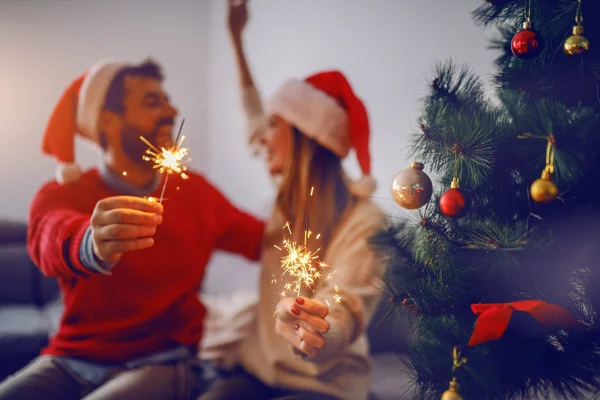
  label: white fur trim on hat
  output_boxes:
[349,175,377,197]
[266,78,351,157]
[56,162,82,185]
[76,60,129,142]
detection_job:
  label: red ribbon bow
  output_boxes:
[468,300,580,347]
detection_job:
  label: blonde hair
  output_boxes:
[276,128,355,251]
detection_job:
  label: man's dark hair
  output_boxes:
[98,59,164,148]
[103,58,164,114]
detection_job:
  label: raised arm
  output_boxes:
[227,0,268,150]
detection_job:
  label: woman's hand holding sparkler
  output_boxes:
[91,196,163,264]
[275,296,330,358]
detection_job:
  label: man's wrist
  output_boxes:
[79,226,115,275]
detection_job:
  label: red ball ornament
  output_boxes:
[439,178,467,218]
[511,20,544,60]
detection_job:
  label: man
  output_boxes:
[0,59,265,399]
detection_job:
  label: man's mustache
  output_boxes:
[145,118,176,142]
[136,119,176,150]
[156,118,175,128]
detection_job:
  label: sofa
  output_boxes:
[0,220,409,399]
[0,220,63,381]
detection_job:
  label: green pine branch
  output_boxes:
[425,60,489,112]
[382,50,600,398]
[382,0,600,396]
[472,0,524,27]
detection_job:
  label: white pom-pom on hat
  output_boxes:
[55,162,82,185]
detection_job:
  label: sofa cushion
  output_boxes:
[0,243,59,305]
[0,244,39,304]
[0,221,27,244]
[0,305,50,356]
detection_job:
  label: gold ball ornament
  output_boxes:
[441,377,463,400]
[530,170,559,203]
[564,25,590,55]
[391,162,433,209]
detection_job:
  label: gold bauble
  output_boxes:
[530,170,558,203]
[441,377,464,400]
[391,162,433,209]
[564,25,590,55]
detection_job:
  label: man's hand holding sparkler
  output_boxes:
[91,196,163,264]
[275,296,330,358]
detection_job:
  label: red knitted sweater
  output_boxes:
[27,169,264,363]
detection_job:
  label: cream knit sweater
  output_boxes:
[236,87,388,400]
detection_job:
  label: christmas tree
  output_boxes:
[375,0,600,398]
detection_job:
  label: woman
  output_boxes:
[199,2,388,399]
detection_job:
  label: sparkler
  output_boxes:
[275,223,329,297]
[140,119,189,204]
[272,186,341,315]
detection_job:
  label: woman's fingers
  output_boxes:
[294,296,328,318]
[277,297,330,333]
[294,323,325,351]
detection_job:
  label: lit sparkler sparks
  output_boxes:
[277,234,329,297]
[272,187,342,313]
[140,119,190,204]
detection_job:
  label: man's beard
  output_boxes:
[120,118,174,168]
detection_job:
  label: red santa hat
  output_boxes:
[42,59,129,184]
[265,70,376,197]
